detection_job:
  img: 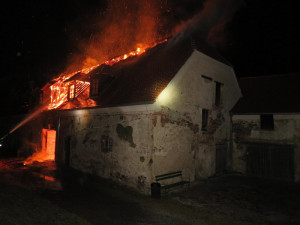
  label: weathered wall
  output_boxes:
[232,114,300,182]
[150,107,197,182]
[153,50,241,179]
[55,106,154,194]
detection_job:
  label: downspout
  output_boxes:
[229,111,234,172]
[146,104,154,195]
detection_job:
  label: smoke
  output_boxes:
[65,0,165,73]
[64,0,243,73]
[172,0,244,45]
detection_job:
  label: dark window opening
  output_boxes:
[260,114,274,130]
[91,79,99,96]
[215,82,222,106]
[202,109,208,131]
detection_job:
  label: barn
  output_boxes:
[17,35,242,194]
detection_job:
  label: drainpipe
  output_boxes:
[229,111,234,172]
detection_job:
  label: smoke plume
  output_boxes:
[65,0,243,73]
[65,0,165,73]
[172,0,244,45]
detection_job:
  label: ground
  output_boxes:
[0,159,300,225]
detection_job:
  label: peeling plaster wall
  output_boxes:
[153,50,241,180]
[232,114,300,182]
[150,109,196,183]
[56,107,154,194]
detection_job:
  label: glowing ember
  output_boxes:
[24,129,56,165]
[45,39,167,110]
[40,175,55,182]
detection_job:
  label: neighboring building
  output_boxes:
[232,74,300,182]
[27,35,241,194]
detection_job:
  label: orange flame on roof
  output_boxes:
[45,40,167,110]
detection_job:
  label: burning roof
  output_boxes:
[41,40,167,110]
[41,35,230,110]
[87,35,231,107]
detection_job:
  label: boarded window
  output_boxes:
[260,114,274,130]
[215,82,222,106]
[202,109,208,131]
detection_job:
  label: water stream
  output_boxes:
[9,104,47,135]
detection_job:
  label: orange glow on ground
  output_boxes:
[40,175,55,182]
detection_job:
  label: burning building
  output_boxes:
[20,35,241,194]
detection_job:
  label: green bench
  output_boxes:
[155,171,190,193]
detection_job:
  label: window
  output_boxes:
[260,114,274,130]
[101,135,113,152]
[202,109,208,131]
[91,79,99,96]
[68,84,75,100]
[215,82,222,106]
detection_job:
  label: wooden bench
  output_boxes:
[155,171,190,193]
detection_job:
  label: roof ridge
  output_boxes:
[239,73,300,80]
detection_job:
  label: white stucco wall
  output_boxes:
[152,50,241,179]
[56,106,156,194]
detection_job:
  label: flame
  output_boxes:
[46,39,167,110]
[40,175,55,182]
[24,129,56,165]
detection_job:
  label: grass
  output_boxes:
[0,181,90,225]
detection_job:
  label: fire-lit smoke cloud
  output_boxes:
[66,0,166,72]
[65,0,243,73]
[172,0,244,45]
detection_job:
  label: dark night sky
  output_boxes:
[0,0,299,115]
[225,0,300,76]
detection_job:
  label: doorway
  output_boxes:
[41,128,56,161]
[64,136,71,167]
[247,143,294,181]
[216,143,228,174]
